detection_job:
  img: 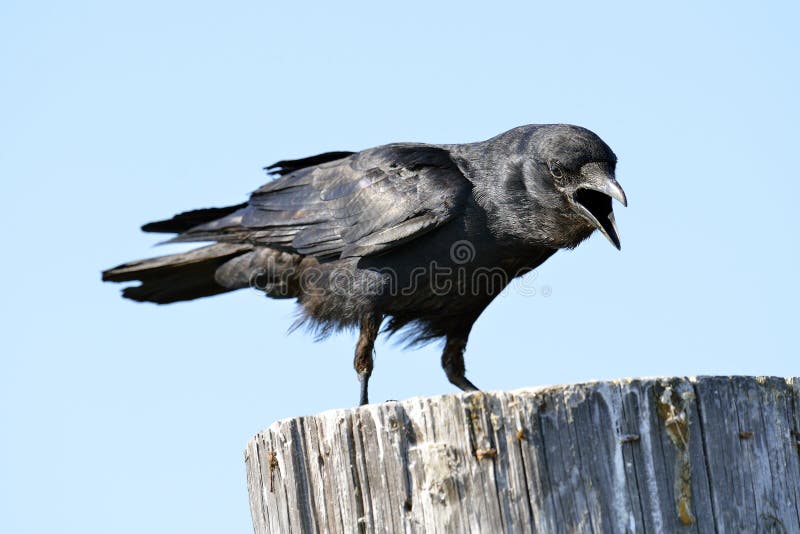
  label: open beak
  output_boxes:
[572,163,627,250]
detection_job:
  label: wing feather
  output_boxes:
[172,144,471,260]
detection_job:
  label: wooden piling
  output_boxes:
[245,376,800,533]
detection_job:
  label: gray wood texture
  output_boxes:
[245,376,800,533]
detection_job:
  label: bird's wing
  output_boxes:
[172,144,472,260]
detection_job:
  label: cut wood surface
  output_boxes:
[245,376,800,533]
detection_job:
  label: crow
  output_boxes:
[103,124,627,405]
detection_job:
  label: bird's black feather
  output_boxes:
[141,204,247,234]
[170,144,471,261]
[264,151,355,176]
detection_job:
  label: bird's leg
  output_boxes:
[441,332,479,392]
[354,313,381,406]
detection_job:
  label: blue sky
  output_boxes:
[2,1,798,532]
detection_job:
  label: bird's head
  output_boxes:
[514,124,628,250]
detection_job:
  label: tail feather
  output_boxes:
[102,243,253,304]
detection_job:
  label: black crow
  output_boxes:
[103,124,627,404]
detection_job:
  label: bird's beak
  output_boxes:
[571,163,627,250]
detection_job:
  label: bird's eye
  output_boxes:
[549,161,563,180]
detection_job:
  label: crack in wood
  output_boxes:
[655,380,696,526]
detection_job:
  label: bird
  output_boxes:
[103,124,627,405]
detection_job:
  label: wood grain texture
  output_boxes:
[245,377,800,533]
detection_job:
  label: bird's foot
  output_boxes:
[358,371,370,405]
[451,376,480,393]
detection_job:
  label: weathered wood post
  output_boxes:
[245,376,800,533]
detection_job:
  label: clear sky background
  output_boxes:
[2,1,798,532]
